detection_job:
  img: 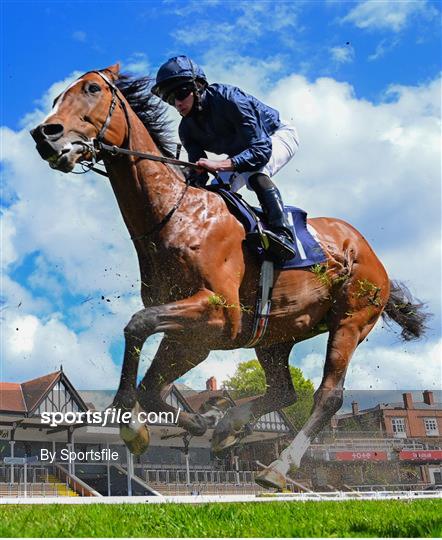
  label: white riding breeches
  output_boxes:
[215,122,299,192]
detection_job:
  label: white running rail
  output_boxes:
[0,489,440,505]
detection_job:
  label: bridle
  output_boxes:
[72,71,196,172]
[74,70,197,240]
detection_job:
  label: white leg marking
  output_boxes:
[267,430,311,476]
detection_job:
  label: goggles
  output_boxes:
[164,84,194,105]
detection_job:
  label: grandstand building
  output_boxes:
[0,369,294,497]
[1,369,440,497]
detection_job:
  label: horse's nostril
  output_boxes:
[41,123,64,139]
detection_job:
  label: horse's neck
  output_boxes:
[104,111,183,243]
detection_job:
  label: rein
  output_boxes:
[94,141,199,169]
[74,141,199,178]
[76,71,199,240]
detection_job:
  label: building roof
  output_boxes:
[334,391,441,423]
[185,389,234,413]
[0,382,26,412]
[173,383,197,397]
[0,370,88,415]
[381,402,441,411]
[21,371,61,411]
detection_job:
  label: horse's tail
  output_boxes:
[382,280,430,341]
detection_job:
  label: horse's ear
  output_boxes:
[103,63,120,81]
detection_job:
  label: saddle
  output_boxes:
[207,186,326,270]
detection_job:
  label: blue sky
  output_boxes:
[1,0,441,391]
[3,1,440,126]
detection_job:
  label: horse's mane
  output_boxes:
[116,75,176,158]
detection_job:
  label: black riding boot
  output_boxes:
[249,174,297,261]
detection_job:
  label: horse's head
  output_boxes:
[30,64,127,172]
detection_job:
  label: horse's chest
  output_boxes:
[139,248,197,306]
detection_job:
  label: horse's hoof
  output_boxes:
[119,403,150,455]
[199,396,232,428]
[120,423,150,455]
[211,423,252,454]
[211,433,238,454]
[254,467,287,491]
[185,414,207,436]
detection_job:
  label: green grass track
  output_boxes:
[0,499,441,537]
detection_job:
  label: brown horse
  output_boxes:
[31,65,427,489]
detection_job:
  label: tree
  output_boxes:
[223,359,315,432]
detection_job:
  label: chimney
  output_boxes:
[351,401,359,415]
[423,390,434,406]
[206,376,217,391]
[402,392,414,409]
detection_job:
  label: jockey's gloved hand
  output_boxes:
[184,168,209,188]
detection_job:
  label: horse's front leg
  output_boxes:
[137,337,210,435]
[112,304,166,412]
[114,289,228,453]
[112,322,146,412]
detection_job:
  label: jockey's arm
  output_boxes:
[190,88,273,175]
[222,91,272,173]
[179,124,210,186]
[196,157,234,174]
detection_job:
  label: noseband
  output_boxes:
[94,71,123,143]
[69,70,129,174]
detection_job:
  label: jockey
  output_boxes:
[152,55,299,261]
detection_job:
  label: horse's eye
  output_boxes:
[88,83,101,94]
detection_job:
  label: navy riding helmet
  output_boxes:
[151,56,207,102]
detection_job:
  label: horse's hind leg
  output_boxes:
[255,312,379,490]
[212,342,295,452]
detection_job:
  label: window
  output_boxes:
[424,418,439,436]
[392,417,407,438]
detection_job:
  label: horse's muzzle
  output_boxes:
[30,123,64,142]
[30,123,65,161]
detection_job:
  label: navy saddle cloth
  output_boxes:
[210,187,327,269]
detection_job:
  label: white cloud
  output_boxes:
[179,349,255,390]
[368,37,399,61]
[173,22,235,46]
[171,2,301,49]
[123,52,150,75]
[349,339,442,390]
[163,0,220,17]
[299,339,442,391]
[1,311,121,388]
[0,215,17,269]
[330,44,355,64]
[202,53,285,94]
[72,31,87,43]
[341,0,437,32]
